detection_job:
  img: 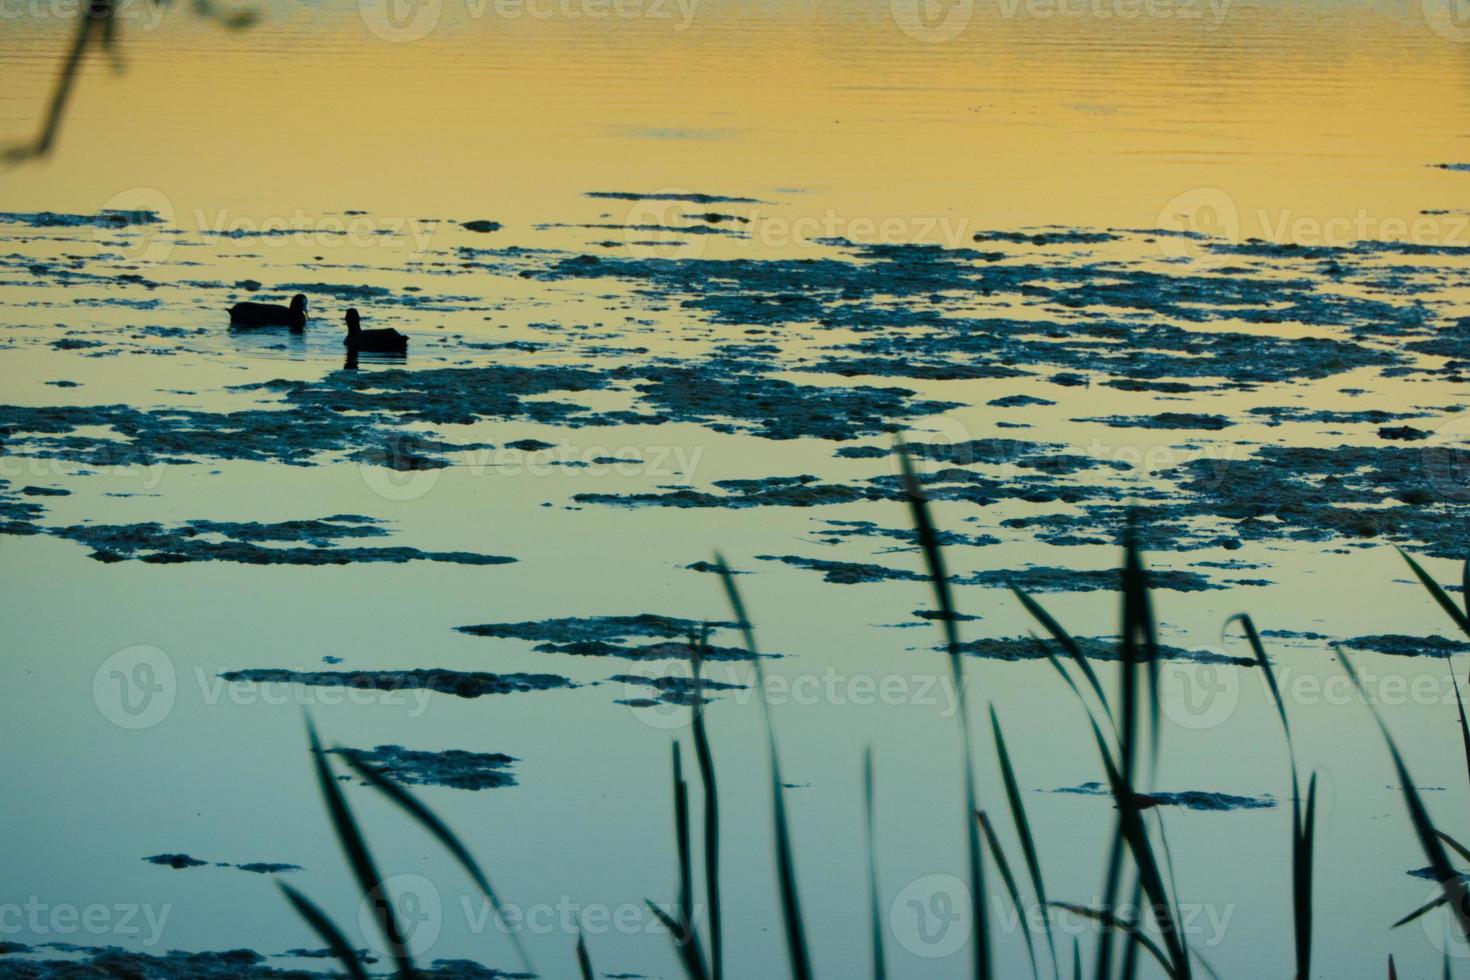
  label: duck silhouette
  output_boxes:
[229,293,307,331]
[344,308,407,354]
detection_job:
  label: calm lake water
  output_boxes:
[4,2,1470,976]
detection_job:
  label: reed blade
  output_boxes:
[1012,587,1114,729]
[712,555,811,980]
[977,809,1040,980]
[865,747,889,980]
[689,629,723,980]
[1398,548,1470,639]
[338,750,533,975]
[991,708,1059,979]
[576,929,594,980]
[278,882,370,980]
[897,437,990,980]
[647,900,710,980]
[307,718,415,978]
[1340,649,1470,939]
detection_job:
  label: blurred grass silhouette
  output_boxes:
[6,0,257,163]
[284,443,1470,978]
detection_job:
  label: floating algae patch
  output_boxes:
[46,517,516,566]
[143,853,208,869]
[811,518,1002,550]
[962,565,1227,593]
[584,190,763,204]
[628,365,959,441]
[1246,406,1429,427]
[9,946,529,978]
[1075,412,1233,430]
[612,673,747,706]
[0,209,163,228]
[0,363,621,470]
[218,669,573,698]
[953,636,1254,666]
[1169,443,1470,557]
[1338,634,1470,658]
[329,744,518,790]
[1051,781,1276,811]
[526,236,1408,387]
[455,614,761,661]
[574,474,884,509]
[757,553,928,584]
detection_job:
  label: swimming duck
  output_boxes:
[344,308,407,354]
[229,293,307,331]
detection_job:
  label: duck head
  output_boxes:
[288,294,308,330]
[345,308,361,334]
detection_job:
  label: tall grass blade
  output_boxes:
[1045,902,1171,976]
[1454,679,1470,799]
[338,751,533,975]
[1398,548,1470,638]
[667,742,710,980]
[897,438,990,980]
[1084,714,1191,979]
[646,900,710,980]
[1392,894,1449,929]
[688,628,723,980]
[577,928,594,980]
[673,742,696,945]
[1437,830,1470,866]
[307,718,415,978]
[1012,588,1115,731]
[1340,649,1470,938]
[991,707,1059,979]
[865,747,888,980]
[278,882,369,980]
[1224,614,1313,979]
[712,555,812,980]
[977,809,1041,980]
